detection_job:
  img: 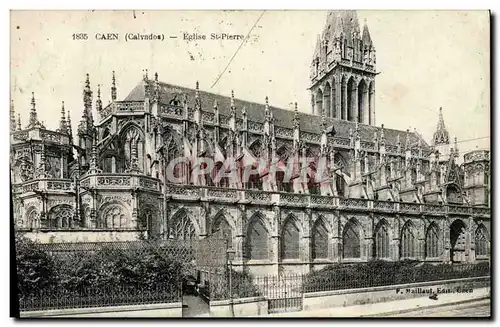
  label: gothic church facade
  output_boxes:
[10,10,490,275]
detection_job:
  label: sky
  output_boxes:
[10,10,490,162]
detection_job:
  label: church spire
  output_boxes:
[58,101,68,134]
[111,70,117,101]
[17,113,21,131]
[10,100,16,132]
[362,18,372,45]
[27,92,42,129]
[432,107,450,146]
[96,84,102,112]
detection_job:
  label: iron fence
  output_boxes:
[205,262,489,313]
[303,262,490,293]
[19,284,182,312]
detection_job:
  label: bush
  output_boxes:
[15,233,58,297]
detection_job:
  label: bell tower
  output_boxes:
[309,10,377,125]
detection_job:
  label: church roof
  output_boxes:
[124,80,429,148]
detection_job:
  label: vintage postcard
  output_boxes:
[10,10,491,318]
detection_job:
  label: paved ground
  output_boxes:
[182,295,209,317]
[390,299,490,317]
[268,287,490,318]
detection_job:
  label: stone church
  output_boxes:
[10,10,490,275]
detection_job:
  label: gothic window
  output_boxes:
[425,223,440,258]
[343,220,361,259]
[401,222,417,258]
[102,204,129,229]
[169,210,196,240]
[247,141,263,190]
[27,208,39,229]
[212,215,233,249]
[246,216,269,260]
[374,223,390,259]
[446,185,463,204]
[139,206,156,230]
[281,217,300,260]
[47,205,73,229]
[475,225,489,256]
[312,218,328,259]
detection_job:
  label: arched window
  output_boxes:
[169,210,196,240]
[312,218,328,259]
[346,77,356,122]
[401,222,417,258]
[475,225,489,256]
[246,216,269,260]
[374,223,390,259]
[281,217,300,260]
[425,223,440,258]
[101,204,129,229]
[47,205,73,230]
[343,220,361,259]
[323,83,331,117]
[212,215,233,249]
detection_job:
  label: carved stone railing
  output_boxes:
[116,101,145,112]
[400,202,421,214]
[340,198,369,209]
[332,137,351,148]
[361,141,376,151]
[422,204,445,214]
[275,126,294,138]
[300,132,321,143]
[279,193,309,206]
[165,183,200,198]
[473,207,490,216]
[12,131,29,142]
[248,121,264,133]
[138,176,160,191]
[245,189,272,203]
[160,104,183,118]
[22,181,40,193]
[373,200,395,211]
[96,175,131,187]
[40,130,62,143]
[448,205,471,215]
[46,179,73,192]
[202,111,215,124]
[205,187,239,201]
[310,194,337,207]
[219,115,230,126]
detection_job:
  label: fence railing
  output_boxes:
[208,262,490,304]
[19,284,182,312]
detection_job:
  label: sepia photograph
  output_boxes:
[9,9,491,318]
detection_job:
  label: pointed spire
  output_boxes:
[433,107,450,146]
[230,90,236,115]
[96,84,102,111]
[362,18,372,45]
[380,124,386,146]
[10,100,16,132]
[405,129,411,149]
[17,113,21,131]
[242,105,247,117]
[293,102,300,129]
[58,101,68,134]
[143,69,149,81]
[265,96,271,121]
[67,110,73,137]
[28,92,40,128]
[194,81,201,109]
[333,13,344,38]
[111,70,117,101]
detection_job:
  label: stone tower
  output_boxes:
[463,150,490,207]
[309,10,377,125]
